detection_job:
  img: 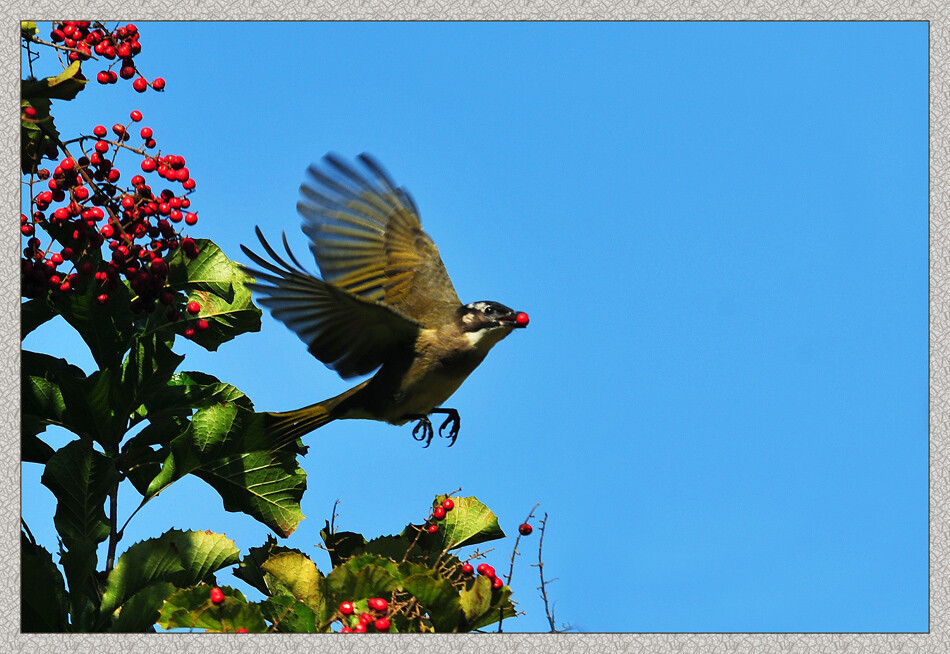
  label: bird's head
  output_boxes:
[457,301,529,349]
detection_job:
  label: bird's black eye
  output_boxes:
[483,305,494,315]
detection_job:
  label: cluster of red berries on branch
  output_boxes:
[338,597,391,633]
[46,21,164,93]
[425,497,455,533]
[459,560,505,590]
[22,108,206,336]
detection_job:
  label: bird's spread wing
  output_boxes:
[297,153,461,326]
[240,227,422,379]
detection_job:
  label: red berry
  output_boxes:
[184,326,196,339]
[433,506,446,520]
[152,77,166,91]
[95,140,109,154]
[130,110,142,121]
[100,224,114,238]
[442,498,455,511]
[427,524,438,533]
[141,158,157,172]
[50,253,64,265]
[184,212,198,225]
[182,178,196,190]
[515,311,530,326]
[339,601,354,615]
[140,126,153,139]
[368,597,388,612]
[374,618,391,632]
[96,71,111,84]
[476,563,495,578]
[97,293,109,304]
[353,623,367,633]
[358,612,374,625]
[492,576,504,589]
[340,626,353,633]
[21,224,34,236]
[60,158,75,171]
[196,318,209,331]
[210,587,225,605]
[518,523,533,536]
[235,628,248,633]
[187,301,201,315]
[461,563,474,576]
[132,77,148,92]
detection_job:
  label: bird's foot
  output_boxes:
[411,415,435,448]
[408,408,461,447]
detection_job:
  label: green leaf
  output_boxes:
[22,429,55,464]
[100,529,240,618]
[320,523,368,566]
[260,552,328,618]
[146,401,306,537]
[402,571,462,633]
[158,585,267,633]
[22,61,87,102]
[459,576,516,631]
[21,96,56,174]
[21,21,38,37]
[54,274,134,370]
[21,298,56,340]
[21,350,81,434]
[325,560,399,602]
[121,332,185,417]
[429,496,506,549]
[40,440,118,550]
[166,239,261,351]
[59,539,99,629]
[21,535,69,632]
[108,581,176,632]
[233,536,301,596]
[261,593,320,632]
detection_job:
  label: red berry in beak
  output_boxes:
[515,312,529,326]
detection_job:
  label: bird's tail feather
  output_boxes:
[263,380,370,447]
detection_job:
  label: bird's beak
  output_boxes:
[499,311,530,328]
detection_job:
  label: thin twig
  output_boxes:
[535,512,557,632]
[497,502,540,632]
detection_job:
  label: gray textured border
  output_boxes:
[4,3,943,653]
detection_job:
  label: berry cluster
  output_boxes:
[460,560,505,589]
[22,109,206,336]
[47,21,165,93]
[338,597,391,633]
[425,497,455,533]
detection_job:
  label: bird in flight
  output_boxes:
[240,154,529,447]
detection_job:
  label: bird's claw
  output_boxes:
[438,410,460,447]
[412,416,435,448]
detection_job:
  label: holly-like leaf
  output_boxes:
[21,535,69,632]
[22,61,87,102]
[158,585,267,633]
[40,440,118,550]
[166,239,261,351]
[99,529,240,619]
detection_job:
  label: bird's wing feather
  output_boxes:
[297,153,461,326]
[240,227,422,379]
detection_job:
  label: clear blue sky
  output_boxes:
[21,21,928,632]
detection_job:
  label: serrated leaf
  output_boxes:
[166,239,261,351]
[108,581,176,632]
[121,332,184,417]
[21,536,69,632]
[430,496,506,549]
[146,402,306,537]
[234,536,301,596]
[40,440,118,550]
[158,585,267,632]
[458,576,516,631]
[21,350,82,433]
[261,593,320,632]
[260,552,327,617]
[402,571,462,632]
[100,529,240,618]
[325,561,398,602]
